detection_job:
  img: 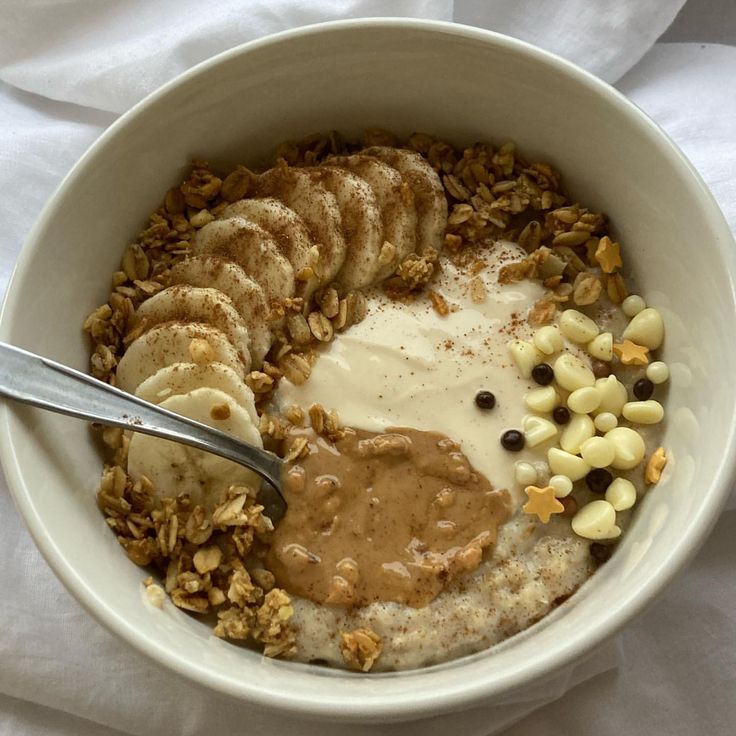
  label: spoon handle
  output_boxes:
[0,341,283,496]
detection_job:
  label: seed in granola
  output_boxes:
[474,390,496,410]
[633,378,654,401]
[189,209,214,229]
[221,166,251,202]
[193,546,223,574]
[531,363,554,386]
[500,429,525,452]
[308,311,334,342]
[286,312,312,345]
[572,272,602,306]
[164,187,186,214]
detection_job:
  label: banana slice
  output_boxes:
[168,256,271,368]
[361,146,448,254]
[328,154,417,278]
[135,362,259,425]
[190,217,295,305]
[116,322,244,394]
[134,285,251,367]
[127,387,263,508]
[219,198,318,299]
[308,166,383,290]
[256,166,346,285]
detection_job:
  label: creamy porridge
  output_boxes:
[84,129,668,672]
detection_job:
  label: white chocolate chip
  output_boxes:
[525,385,560,413]
[548,447,591,481]
[622,294,646,318]
[594,375,628,417]
[549,474,573,498]
[559,309,600,344]
[622,307,664,350]
[533,325,564,355]
[580,436,616,468]
[605,477,637,511]
[571,500,621,540]
[567,386,601,414]
[605,427,646,470]
[587,332,613,361]
[145,583,165,608]
[622,400,664,425]
[523,415,559,448]
[594,412,618,432]
[507,339,543,379]
[515,461,538,486]
[553,353,595,392]
[560,413,595,454]
[646,361,669,384]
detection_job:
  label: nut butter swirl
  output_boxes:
[268,427,511,608]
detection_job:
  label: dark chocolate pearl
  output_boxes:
[552,406,571,425]
[500,429,525,452]
[531,363,554,386]
[591,360,612,378]
[586,468,613,494]
[559,496,578,518]
[633,378,654,401]
[590,542,613,564]
[475,390,496,410]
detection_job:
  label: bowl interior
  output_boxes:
[1,20,734,721]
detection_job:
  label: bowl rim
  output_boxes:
[1,17,735,721]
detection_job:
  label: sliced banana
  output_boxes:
[116,322,244,394]
[190,217,295,305]
[328,154,417,278]
[256,166,346,285]
[219,197,318,299]
[361,146,448,255]
[168,256,271,368]
[135,362,259,425]
[309,166,383,290]
[127,387,263,509]
[134,285,251,367]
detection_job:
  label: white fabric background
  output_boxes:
[0,1,734,734]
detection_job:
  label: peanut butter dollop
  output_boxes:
[268,427,511,608]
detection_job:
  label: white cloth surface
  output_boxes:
[0,1,734,734]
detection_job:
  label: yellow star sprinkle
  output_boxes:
[645,447,667,485]
[523,485,565,524]
[613,339,650,365]
[595,236,623,274]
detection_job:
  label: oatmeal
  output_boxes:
[83,128,669,673]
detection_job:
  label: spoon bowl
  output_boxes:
[0,341,286,513]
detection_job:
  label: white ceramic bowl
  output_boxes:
[1,19,734,723]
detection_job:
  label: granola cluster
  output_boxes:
[95,448,296,658]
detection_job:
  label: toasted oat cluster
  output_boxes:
[96,462,295,657]
[84,128,667,673]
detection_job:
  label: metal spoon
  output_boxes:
[0,341,286,514]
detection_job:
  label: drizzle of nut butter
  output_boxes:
[267,426,511,608]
